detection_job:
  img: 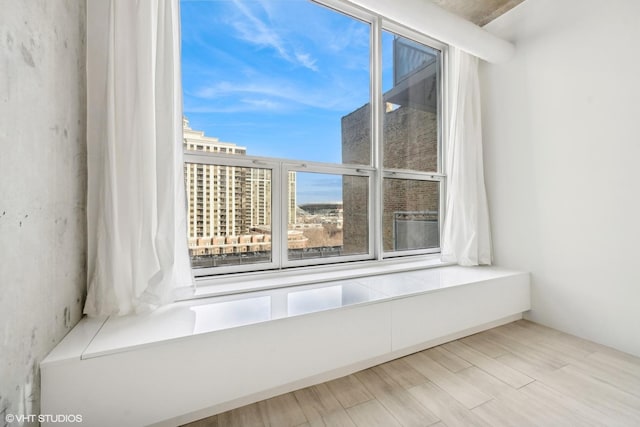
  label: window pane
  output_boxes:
[289,172,368,260]
[383,179,439,252]
[181,2,445,279]
[184,161,273,269]
[181,1,371,165]
[382,31,440,172]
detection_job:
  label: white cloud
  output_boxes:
[229,0,319,72]
[240,98,286,111]
[195,81,286,100]
[294,52,319,72]
[192,79,363,113]
[231,0,289,58]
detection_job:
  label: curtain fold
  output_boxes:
[85,0,193,317]
[441,47,492,266]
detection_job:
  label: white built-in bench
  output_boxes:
[41,265,529,427]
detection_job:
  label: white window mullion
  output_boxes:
[439,45,450,252]
[272,162,284,269]
[371,16,384,261]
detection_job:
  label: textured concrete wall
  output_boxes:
[430,0,525,26]
[0,0,86,423]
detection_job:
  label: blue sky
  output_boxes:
[180,0,394,203]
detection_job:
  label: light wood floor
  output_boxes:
[182,320,640,426]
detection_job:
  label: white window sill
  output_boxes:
[187,254,452,299]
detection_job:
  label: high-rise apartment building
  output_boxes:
[183,118,250,240]
[183,118,296,256]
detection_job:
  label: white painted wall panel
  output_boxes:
[481,0,640,356]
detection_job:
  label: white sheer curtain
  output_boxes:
[441,47,492,266]
[85,0,193,317]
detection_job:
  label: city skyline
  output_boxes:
[183,117,343,206]
[183,118,348,263]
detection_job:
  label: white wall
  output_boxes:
[0,0,87,422]
[481,0,640,356]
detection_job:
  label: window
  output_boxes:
[181,0,444,278]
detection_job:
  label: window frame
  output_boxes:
[182,0,449,284]
[377,19,447,259]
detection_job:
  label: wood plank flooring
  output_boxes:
[182,320,640,427]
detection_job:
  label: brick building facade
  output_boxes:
[341,102,439,252]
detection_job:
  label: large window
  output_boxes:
[181,0,444,278]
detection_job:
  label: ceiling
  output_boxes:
[429,0,525,26]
